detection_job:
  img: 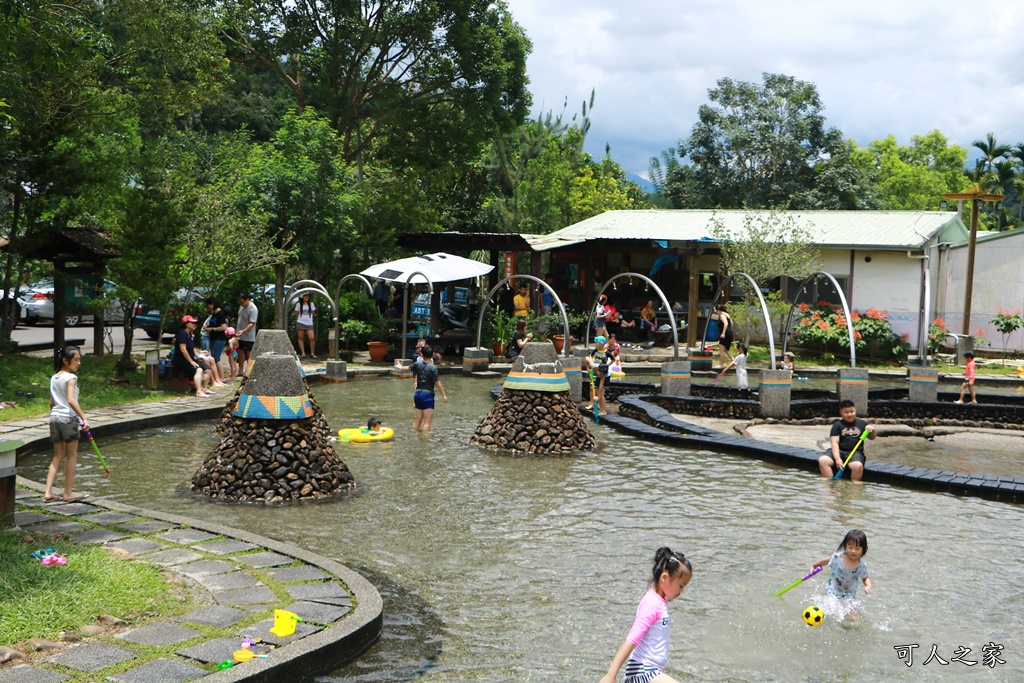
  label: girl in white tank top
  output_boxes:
[44,346,90,503]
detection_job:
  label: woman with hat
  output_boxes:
[174,315,213,398]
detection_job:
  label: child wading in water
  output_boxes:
[44,346,90,503]
[811,529,872,622]
[601,547,693,683]
[723,342,749,389]
[955,351,977,404]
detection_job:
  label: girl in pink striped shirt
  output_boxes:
[601,547,693,683]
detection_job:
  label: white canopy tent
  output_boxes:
[360,253,494,359]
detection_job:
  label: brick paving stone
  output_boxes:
[46,643,138,672]
[234,552,292,568]
[286,582,349,602]
[190,540,256,555]
[16,497,49,507]
[236,618,320,647]
[116,623,201,647]
[82,512,142,525]
[285,600,350,625]
[70,529,130,545]
[119,520,176,534]
[15,489,39,499]
[28,520,86,535]
[138,549,204,567]
[105,658,209,683]
[192,572,263,592]
[0,666,69,682]
[173,606,248,629]
[212,586,277,606]
[45,503,97,516]
[173,560,237,578]
[175,638,242,665]
[263,565,328,583]
[107,539,165,556]
[13,511,51,526]
[156,529,219,545]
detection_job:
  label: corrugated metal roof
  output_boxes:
[521,233,588,251]
[541,210,967,250]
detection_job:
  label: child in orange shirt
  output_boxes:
[955,351,977,404]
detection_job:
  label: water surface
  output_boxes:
[20,377,1023,681]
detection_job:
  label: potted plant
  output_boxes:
[489,309,515,357]
[365,315,392,362]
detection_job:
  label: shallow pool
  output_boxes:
[20,377,1024,681]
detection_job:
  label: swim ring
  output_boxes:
[609,364,625,379]
[338,427,394,443]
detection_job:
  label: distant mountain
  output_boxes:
[625,172,655,194]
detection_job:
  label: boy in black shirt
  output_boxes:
[818,399,876,483]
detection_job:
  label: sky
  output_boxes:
[503,0,1024,181]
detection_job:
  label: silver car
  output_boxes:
[20,279,127,327]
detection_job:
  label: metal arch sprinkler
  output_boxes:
[475,275,571,356]
[399,271,433,361]
[780,272,856,368]
[334,274,374,302]
[585,273,680,361]
[701,273,777,368]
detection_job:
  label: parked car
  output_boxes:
[19,279,127,327]
[133,288,209,340]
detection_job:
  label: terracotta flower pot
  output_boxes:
[552,334,573,354]
[492,342,507,357]
[367,341,389,362]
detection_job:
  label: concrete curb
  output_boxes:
[606,393,1024,504]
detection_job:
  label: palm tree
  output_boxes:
[1009,144,1024,227]
[971,133,1011,181]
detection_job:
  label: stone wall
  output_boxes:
[471,389,596,453]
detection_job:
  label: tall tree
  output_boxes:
[215,0,531,170]
[232,109,359,324]
[850,131,969,210]
[970,132,1011,182]
[477,95,640,234]
[654,73,870,209]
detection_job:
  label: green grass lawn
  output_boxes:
[0,353,168,423]
[0,528,202,645]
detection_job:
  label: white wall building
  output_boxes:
[539,209,983,352]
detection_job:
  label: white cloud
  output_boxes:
[504,0,1024,177]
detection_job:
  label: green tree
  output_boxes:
[0,0,226,345]
[215,0,531,169]
[970,132,1010,182]
[850,131,970,210]
[709,212,820,344]
[479,96,640,234]
[233,109,359,324]
[654,73,871,209]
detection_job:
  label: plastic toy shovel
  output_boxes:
[832,428,870,480]
[80,423,110,474]
[771,565,823,596]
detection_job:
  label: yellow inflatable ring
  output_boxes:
[338,427,394,443]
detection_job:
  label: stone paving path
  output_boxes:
[1,489,355,683]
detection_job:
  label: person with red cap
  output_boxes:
[173,315,212,398]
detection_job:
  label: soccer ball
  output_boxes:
[802,605,825,627]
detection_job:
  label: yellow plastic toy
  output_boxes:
[233,650,255,663]
[609,363,625,379]
[269,609,303,637]
[338,427,394,443]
